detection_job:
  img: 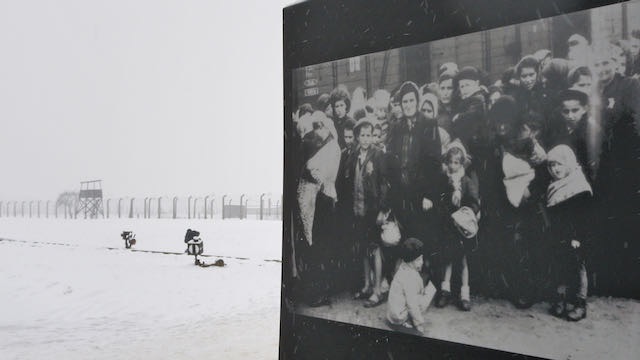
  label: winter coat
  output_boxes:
[386,112,443,208]
[546,191,593,255]
[338,146,390,218]
[439,170,481,216]
[598,73,640,215]
[451,89,487,154]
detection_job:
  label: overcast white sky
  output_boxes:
[0,0,292,201]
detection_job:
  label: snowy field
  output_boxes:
[0,218,282,360]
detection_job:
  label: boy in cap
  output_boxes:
[387,238,437,334]
[550,89,601,183]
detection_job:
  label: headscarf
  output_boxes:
[420,92,440,119]
[546,145,593,207]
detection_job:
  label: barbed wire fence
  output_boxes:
[0,194,282,221]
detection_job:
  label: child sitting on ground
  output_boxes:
[387,238,437,334]
[546,144,593,321]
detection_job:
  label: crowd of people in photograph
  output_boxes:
[291,31,640,333]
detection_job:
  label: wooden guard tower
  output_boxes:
[76,180,104,218]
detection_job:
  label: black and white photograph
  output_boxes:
[284,1,640,359]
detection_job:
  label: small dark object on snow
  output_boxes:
[185,228,204,265]
[121,231,136,249]
[197,258,226,268]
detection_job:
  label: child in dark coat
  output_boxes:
[435,141,480,311]
[546,145,593,321]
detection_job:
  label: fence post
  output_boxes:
[158,197,162,219]
[187,196,193,219]
[106,199,111,218]
[0,201,2,218]
[118,198,123,218]
[46,200,50,218]
[222,195,227,220]
[239,194,245,220]
[37,201,41,218]
[21,201,26,217]
[204,196,210,219]
[260,193,265,220]
[210,198,215,219]
[173,197,178,219]
[143,197,148,218]
[129,198,135,218]
[193,198,199,219]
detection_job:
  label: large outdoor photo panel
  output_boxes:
[282,1,640,359]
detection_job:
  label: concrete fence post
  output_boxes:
[222,195,227,220]
[129,198,135,218]
[173,197,178,219]
[239,194,245,220]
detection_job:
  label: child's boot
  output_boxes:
[436,281,451,308]
[459,285,471,311]
[566,297,587,321]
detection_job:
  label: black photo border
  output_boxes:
[281,1,626,359]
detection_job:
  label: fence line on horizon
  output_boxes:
[0,194,283,221]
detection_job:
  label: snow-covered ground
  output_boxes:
[0,218,282,360]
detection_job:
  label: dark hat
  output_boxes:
[401,238,424,262]
[558,89,589,106]
[397,81,420,104]
[438,71,455,84]
[455,66,480,82]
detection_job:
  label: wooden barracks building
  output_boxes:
[293,2,640,106]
